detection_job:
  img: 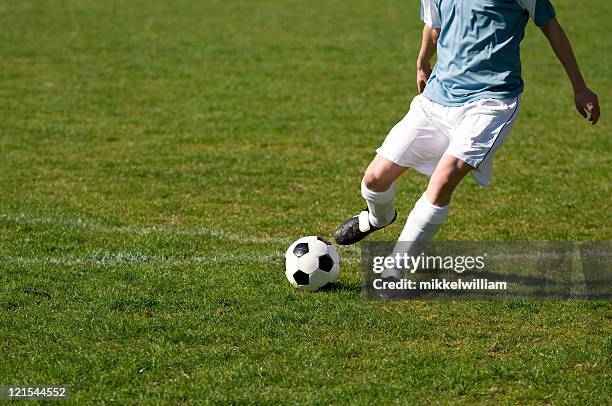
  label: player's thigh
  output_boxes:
[376,95,449,177]
[446,97,521,186]
[427,154,473,193]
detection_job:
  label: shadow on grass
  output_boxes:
[318,281,362,294]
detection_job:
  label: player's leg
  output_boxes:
[383,97,521,279]
[381,155,472,279]
[333,155,405,245]
[398,97,520,247]
[334,95,448,245]
[425,154,473,205]
[361,154,407,226]
[397,154,472,243]
[361,152,471,235]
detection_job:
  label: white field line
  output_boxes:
[0,213,360,252]
[0,252,281,266]
[0,213,291,245]
[0,213,362,265]
[0,252,361,266]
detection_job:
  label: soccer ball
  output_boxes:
[285,236,340,291]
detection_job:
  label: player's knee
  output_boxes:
[362,170,392,192]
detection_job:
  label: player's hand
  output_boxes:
[417,61,432,93]
[574,86,600,125]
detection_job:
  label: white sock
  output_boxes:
[398,193,449,242]
[381,194,450,279]
[361,179,397,228]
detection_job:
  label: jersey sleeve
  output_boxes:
[420,0,441,29]
[516,0,556,26]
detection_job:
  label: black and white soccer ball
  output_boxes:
[285,236,340,291]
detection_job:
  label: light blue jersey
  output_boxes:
[421,0,556,106]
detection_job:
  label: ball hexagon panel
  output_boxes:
[285,253,299,272]
[297,252,319,275]
[326,245,340,283]
[328,245,340,263]
[327,262,340,283]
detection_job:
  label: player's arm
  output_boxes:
[416,24,440,93]
[540,17,600,125]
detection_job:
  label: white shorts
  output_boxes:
[376,94,521,187]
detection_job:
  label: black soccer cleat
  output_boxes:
[333,209,397,245]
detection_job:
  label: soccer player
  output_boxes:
[333,0,600,277]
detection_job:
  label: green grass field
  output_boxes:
[1,0,611,403]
